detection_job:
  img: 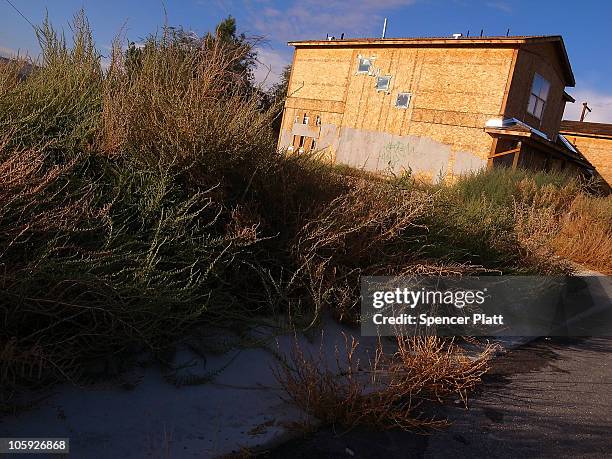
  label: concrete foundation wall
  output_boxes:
[335,127,486,182]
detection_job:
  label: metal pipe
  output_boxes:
[382,18,387,38]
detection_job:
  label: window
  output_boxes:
[357,57,371,73]
[395,92,411,109]
[311,139,317,150]
[376,75,391,92]
[302,113,309,125]
[315,115,321,126]
[527,73,550,119]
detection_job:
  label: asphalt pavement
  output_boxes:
[266,337,612,458]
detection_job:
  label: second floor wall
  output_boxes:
[504,42,573,140]
[283,44,518,163]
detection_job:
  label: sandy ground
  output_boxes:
[0,319,382,458]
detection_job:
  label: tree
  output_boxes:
[204,15,258,87]
[267,64,292,135]
[269,64,291,102]
[124,16,258,93]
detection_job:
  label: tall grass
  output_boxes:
[0,15,101,156]
[0,12,352,401]
[552,194,612,274]
[418,168,580,274]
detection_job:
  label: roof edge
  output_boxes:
[288,35,564,47]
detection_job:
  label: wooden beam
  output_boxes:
[488,146,520,159]
[512,141,522,168]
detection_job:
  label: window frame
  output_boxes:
[357,57,372,74]
[527,73,550,120]
[376,75,392,92]
[395,92,412,109]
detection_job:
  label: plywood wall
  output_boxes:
[505,42,568,140]
[566,135,612,188]
[279,44,521,179]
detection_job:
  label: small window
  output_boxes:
[315,115,321,126]
[395,92,411,109]
[311,139,317,150]
[357,57,371,73]
[527,73,550,119]
[376,76,391,92]
[302,113,309,125]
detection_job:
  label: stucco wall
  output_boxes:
[334,127,486,182]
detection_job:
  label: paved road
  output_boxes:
[266,337,612,458]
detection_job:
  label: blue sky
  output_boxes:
[1,0,611,122]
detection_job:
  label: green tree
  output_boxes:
[205,15,258,86]
[267,64,292,134]
[124,16,258,92]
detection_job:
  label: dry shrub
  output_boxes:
[512,176,612,274]
[275,334,497,431]
[552,194,612,274]
[0,138,260,398]
[0,13,283,397]
[0,144,98,244]
[292,178,510,322]
[291,181,475,321]
[101,30,278,192]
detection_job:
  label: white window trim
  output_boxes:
[356,55,375,74]
[376,75,392,93]
[527,73,550,120]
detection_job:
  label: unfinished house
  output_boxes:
[278,35,592,181]
[560,120,612,191]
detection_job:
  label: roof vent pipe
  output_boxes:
[452,33,462,39]
[382,18,387,38]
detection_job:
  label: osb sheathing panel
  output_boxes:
[566,135,612,187]
[505,43,568,140]
[346,46,514,162]
[285,97,345,114]
[280,44,525,174]
[341,47,513,128]
[287,47,354,102]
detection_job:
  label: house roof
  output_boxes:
[559,120,612,139]
[484,118,592,167]
[289,35,575,86]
